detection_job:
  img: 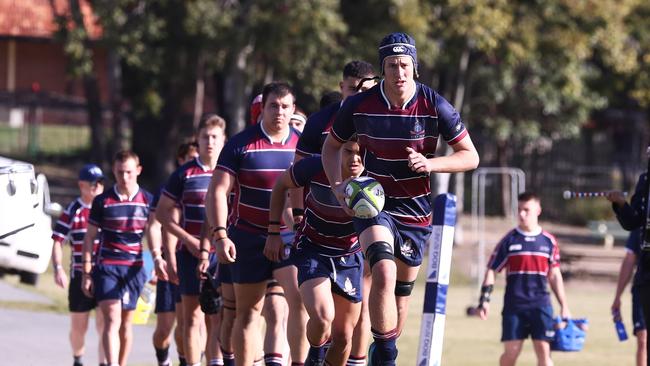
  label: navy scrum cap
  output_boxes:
[378,32,418,77]
[79,164,104,182]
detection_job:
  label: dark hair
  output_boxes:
[518,191,540,203]
[343,60,376,79]
[113,150,140,165]
[319,91,343,109]
[262,82,294,107]
[176,141,198,160]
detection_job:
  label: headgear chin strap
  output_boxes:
[378,32,419,77]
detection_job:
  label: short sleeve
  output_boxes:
[216,138,243,176]
[487,234,510,272]
[163,168,185,202]
[51,201,75,242]
[88,195,103,227]
[330,97,357,143]
[290,156,324,187]
[435,92,468,145]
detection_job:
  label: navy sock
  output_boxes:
[221,347,235,366]
[370,328,398,366]
[154,347,170,365]
[305,341,327,365]
[179,355,187,366]
[264,353,283,366]
[346,354,367,365]
[73,355,83,366]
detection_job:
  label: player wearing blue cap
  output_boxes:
[322,32,479,365]
[51,164,106,366]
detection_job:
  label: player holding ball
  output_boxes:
[321,32,479,365]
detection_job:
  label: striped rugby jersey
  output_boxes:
[330,81,468,227]
[487,227,560,313]
[295,101,340,157]
[51,198,100,273]
[290,156,359,256]
[162,158,213,252]
[89,185,153,266]
[217,123,300,234]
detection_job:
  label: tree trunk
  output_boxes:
[83,74,105,165]
[192,53,205,129]
[223,42,254,137]
[108,51,128,157]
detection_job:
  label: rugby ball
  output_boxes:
[344,177,385,219]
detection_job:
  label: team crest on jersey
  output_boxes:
[508,244,522,251]
[524,236,535,242]
[410,119,425,138]
[400,239,415,258]
[343,277,357,296]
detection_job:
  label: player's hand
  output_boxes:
[264,235,284,262]
[54,268,68,289]
[477,302,490,320]
[611,297,622,317]
[560,305,571,321]
[167,259,179,285]
[215,237,236,264]
[332,179,355,217]
[406,147,432,174]
[196,258,211,280]
[154,257,169,282]
[81,274,93,298]
[606,191,627,206]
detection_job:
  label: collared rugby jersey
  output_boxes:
[217,123,300,234]
[487,227,560,313]
[52,198,100,272]
[330,81,468,227]
[296,102,340,157]
[89,185,153,266]
[290,155,359,256]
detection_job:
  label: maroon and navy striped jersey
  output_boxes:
[51,198,100,272]
[295,101,340,157]
[290,156,359,256]
[89,186,153,266]
[162,158,213,252]
[217,123,300,234]
[330,81,468,227]
[487,227,560,313]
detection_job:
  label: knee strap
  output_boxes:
[366,241,393,269]
[395,280,415,297]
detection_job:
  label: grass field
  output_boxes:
[1,248,637,366]
[0,124,90,155]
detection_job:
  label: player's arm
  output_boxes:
[156,194,200,258]
[197,221,212,278]
[289,154,305,229]
[611,174,646,230]
[146,213,167,281]
[549,266,571,319]
[80,223,99,297]
[162,207,181,284]
[477,268,495,320]
[406,134,479,174]
[612,251,637,316]
[207,169,236,263]
[265,169,299,262]
[322,134,354,215]
[51,239,67,288]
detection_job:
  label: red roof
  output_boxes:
[0,0,101,39]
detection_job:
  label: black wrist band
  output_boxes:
[478,284,494,306]
[292,208,304,217]
[267,232,281,236]
[268,220,281,225]
[212,226,227,235]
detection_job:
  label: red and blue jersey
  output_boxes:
[330,81,468,227]
[296,102,340,157]
[162,158,213,251]
[487,227,560,313]
[89,186,153,266]
[290,156,359,256]
[52,198,100,272]
[217,123,300,234]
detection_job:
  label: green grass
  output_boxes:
[0,124,90,156]
[2,248,637,365]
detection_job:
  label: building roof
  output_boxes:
[0,0,101,39]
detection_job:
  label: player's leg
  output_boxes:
[300,277,334,365]
[118,309,136,366]
[70,312,90,365]
[637,330,648,366]
[529,305,555,366]
[500,310,528,366]
[349,261,371,366]
[262,281,289,366]
[206,312,223,366]
[118,266,148,366]
[394,261,419,334]
[274,264,309,364]
[220,281,236,366]
[327,293,362,365]
[153,279,177,366]
[178,249,207,365]
[174,303,186,366]
[95,308,107,365]
[632,285,648,366]
[97,299,123,365]
[233,281,268,365]
[68,272,97,366]
[500,340,524,366]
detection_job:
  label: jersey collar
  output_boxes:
[113,184,140,202]
[379,79,418,110]
[259,121,291,144]
[195,156,210,171]
[515,226,542,237]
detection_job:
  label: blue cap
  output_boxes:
[78,164,104,182]
[378,32,418,77]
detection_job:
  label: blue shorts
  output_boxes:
[69,271,97,312]
[632,286,647,334]
[155,279,180,313]
[177,249,216,296]
[273,232,297,270]
[294,241,364,303]
[92,264,147,311]
[501,305,555,342]
[215,262,233,287]
[229,227,294,284]
[353,211,432,267]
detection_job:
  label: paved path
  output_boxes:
[0,280,176,366]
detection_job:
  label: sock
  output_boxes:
[346,355,367,365]
[178,355,187,366]
[221,347,235,366]
[209,358,224,366]
[264,353,283,366]
[73,355,83,366]
[370,328,399,366]
[99,363,108,366]
[305,339,328,366]
[155,347,170,366]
